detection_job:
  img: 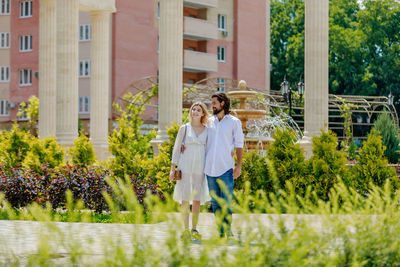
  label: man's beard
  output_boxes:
[213,107,223,115]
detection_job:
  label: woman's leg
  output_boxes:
[180,172,191,230]
[192,200,200,230]
[182,200,190,230]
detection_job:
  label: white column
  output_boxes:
[151,0,183,154]
[38,0,57,138]
[55,0,79,145]
[299,0,329,157]
[266,0,270,93]
[90,11,111,160]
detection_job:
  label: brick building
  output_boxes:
[0,0,267,128]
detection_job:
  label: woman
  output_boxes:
[170,102,211,240]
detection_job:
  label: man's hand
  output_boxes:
[233,148,243,179]
[180,145,186,153]
[233,165,241,179]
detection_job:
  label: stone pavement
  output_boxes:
[0,213,326,265]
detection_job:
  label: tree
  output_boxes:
[17,95,39,136]
[356,0,400,97]
[270,0,305,91]
[329,0,366,95]
[352,130,399,193]
[372,112,400,163]
[270,0,400,104]
[267,128,307,193]
[108,86,157,178]
[307,130,350,201]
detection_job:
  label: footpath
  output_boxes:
[0,213,325,265]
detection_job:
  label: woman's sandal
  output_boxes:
[191,229,202,240]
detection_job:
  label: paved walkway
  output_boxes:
[0,213,327,265]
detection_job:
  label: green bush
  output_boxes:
[352,130,399,193]
[0,125,64,172]
[372,112,400,163]
[307,130,349,201]
[0,126,64,173]
[235,151,272,194]
[108,90,157,179]
[0,125,32,168]
[147,122,180,195]
[22,137,64,173]
[68,134,96,167]
[17,95,39,136]
[267,128,307,194]
[346,140,358,161]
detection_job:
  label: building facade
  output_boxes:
[0,0,267,129]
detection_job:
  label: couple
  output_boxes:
[170,92,244,240]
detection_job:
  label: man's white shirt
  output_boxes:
[204,114,244,177]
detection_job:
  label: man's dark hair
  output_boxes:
[212,92,230,114]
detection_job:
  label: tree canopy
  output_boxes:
[270,0,400,98]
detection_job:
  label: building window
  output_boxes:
[19,69,32,86]
[157,1,160,18]
[0,0,10,15]
[0,66,9,82]
[0,33,9,48]
[79,96,90,114]
[79,24,91,41]
[217,78,225,92]
[0,99,9,116]
[79,60,90,78]
[217,46,225,62]
[218,14,226,31]
[19,35,32,52]
[20,0,32,18]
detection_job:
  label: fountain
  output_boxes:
[184,77,303,152]
[228,80,274,150]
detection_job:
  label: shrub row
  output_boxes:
[3,92,398,207]
[235,128,399,199]
[0,125,98,173]
[0,165,163,212]
[1,126,394,208]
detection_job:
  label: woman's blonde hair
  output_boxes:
[189,102,209,126]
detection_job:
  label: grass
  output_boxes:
[1,177,400,265]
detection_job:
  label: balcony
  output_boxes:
[183,0,217,9]
[183,50,217,73]
[183,17,217,40]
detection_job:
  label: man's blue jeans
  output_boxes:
[206,169,234,236]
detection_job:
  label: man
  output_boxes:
[204,92,244,237]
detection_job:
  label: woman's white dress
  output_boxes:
[171,123,210,205]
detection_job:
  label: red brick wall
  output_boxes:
[233,0,266,90]
[112,0,159,120]
[9,0,39,119]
